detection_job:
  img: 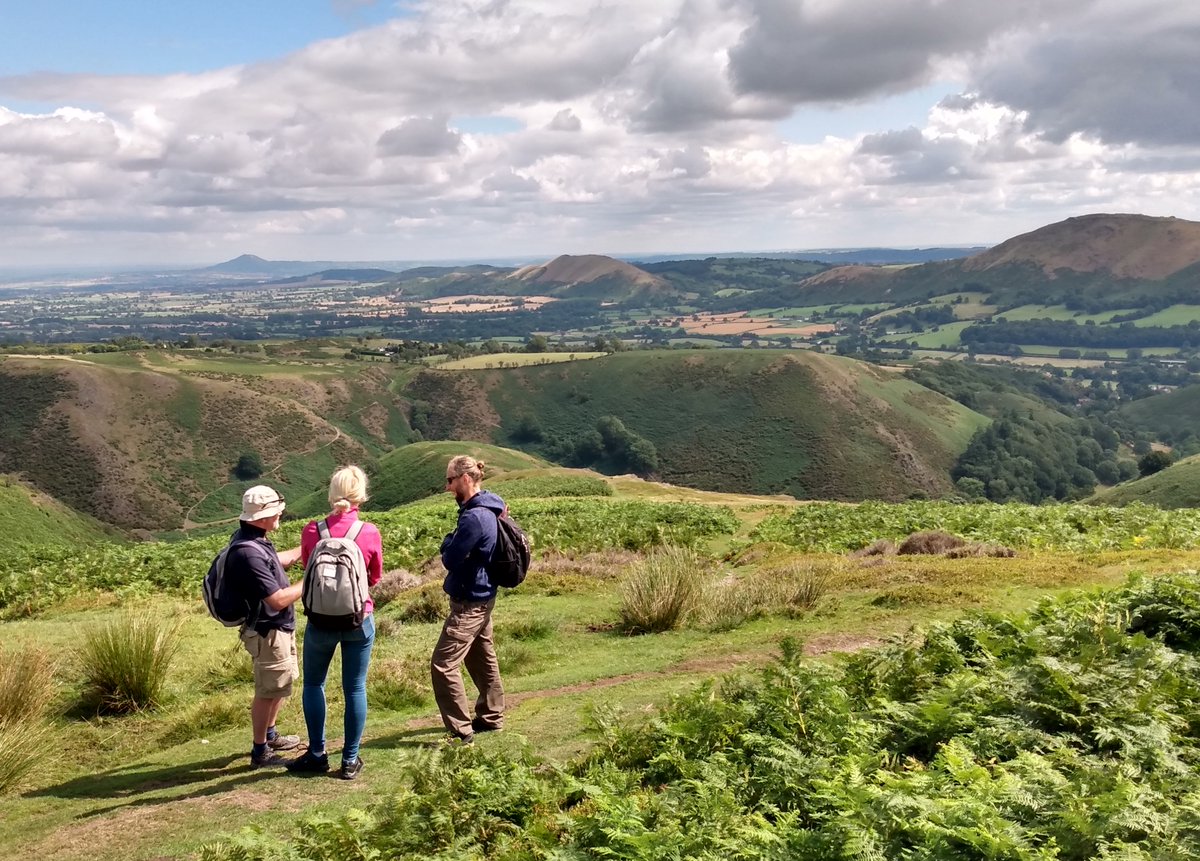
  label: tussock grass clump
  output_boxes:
[0,646,56,796]
[776,561,837,614]
[618,545,709,634]
[368,656,430,711]
[77,613,181,714]
[0,647,56,725]
[0,720,49,795]
[702,561,841,630]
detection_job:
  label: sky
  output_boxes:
[1,0,1198,267]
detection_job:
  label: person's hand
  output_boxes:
[277,546,303,568]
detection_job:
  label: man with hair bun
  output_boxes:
[432,454,507,743]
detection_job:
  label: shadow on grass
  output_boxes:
[26,751,296,814]
[367,726,451,749]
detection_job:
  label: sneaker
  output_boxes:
[286,750,330,774]
[250,749,287,768]
[339,756,364,780]
[471,717,501,734]
[267,733,302,751]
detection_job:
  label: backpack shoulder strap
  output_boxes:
[317,519,332,540]
[345,519,365,543]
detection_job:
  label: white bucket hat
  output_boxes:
[241,485,285,521]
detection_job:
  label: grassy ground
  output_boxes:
[3,525,1196,860]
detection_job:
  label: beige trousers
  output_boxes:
[430,597,505,736]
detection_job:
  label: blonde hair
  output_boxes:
[446,455,485,483]
[329,465,369,514]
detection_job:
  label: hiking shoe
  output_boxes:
[471,717,501,734]
[250,749,287,768]
[267,733,302,751]
[446,731,474,745]
[339,756,364,780]
[286,750,330,774]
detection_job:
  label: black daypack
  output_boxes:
[202,539,254,627]
[486,510,531,588]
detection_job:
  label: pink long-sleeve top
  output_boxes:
[300,509,384,616]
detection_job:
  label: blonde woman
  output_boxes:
[287,465,383,780]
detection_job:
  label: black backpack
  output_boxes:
[202,538,254,627]
[486,511,531,588]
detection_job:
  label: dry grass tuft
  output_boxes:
[372,568,421,608]
[850,539,896,558]
[0,647,56,725]
[897,531,966,555]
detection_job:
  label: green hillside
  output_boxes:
[0,475,116,548]
[1089,454,1200,508]
[405,350,988,501]
[1120,384,1200,442]
[362,441,551,511]
[0,356,417,532]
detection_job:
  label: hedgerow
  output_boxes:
[201,572,1200,860]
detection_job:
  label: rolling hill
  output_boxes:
[0,355,416,532]
[1089,454,1200,509]
[790,213,1200,306]
[403,349,988,502]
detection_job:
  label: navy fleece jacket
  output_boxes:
[440,489,506,601]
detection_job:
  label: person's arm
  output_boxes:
[364,524,384,586]
[264,580,303,611]
[277,546,302,568]
[440,511,485,571]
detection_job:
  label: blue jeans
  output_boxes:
[301,614,375,763]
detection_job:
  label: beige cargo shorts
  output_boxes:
[239,627,298,698]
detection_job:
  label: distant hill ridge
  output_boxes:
[511,254,667,288]
[962,213,1200,280]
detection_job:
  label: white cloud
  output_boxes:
[0,0,1198,264]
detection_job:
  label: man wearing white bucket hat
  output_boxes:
[224,485,305,767]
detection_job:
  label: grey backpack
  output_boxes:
[301,520,369,630]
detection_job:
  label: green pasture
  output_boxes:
[995,304,1131,324]
[877,320,972,348]
[1129,303,1200,326]
[3,492,1200,859]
